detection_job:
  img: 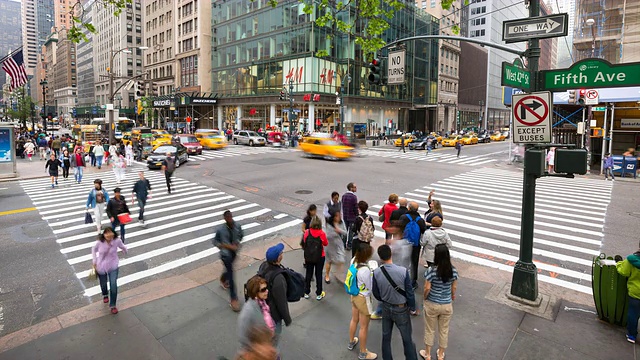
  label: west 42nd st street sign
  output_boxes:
[542,58,640,91]
[502,13,568,43]
[502,62,531,91]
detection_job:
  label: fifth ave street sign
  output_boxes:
[502,13,568,43]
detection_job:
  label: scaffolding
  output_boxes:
[573,0,640,63]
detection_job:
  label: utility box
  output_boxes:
[555,148,588,175]
[524,149,545,176]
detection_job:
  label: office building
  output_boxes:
[209,0,439,135]
[539,1,558,70]
[76,0,95,112]
[54,0,74,30]
[0,0,22,95]
[22,0,55,74]
[418,0,461,133]
[556,0,576,68]
[461,0,528,131]
[52,29,76,120]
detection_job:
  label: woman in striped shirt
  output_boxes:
[420,244,458,360]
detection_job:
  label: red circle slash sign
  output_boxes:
[514,95,549,126]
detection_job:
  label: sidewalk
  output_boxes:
[0,235,633,360]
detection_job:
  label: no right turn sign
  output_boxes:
[512,91,552,144]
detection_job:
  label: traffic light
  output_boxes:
[578,89,586,106]
[567,90,576,105]
[150,82,159,97]
[368,58,381,85]
[135,80,145,98]
[279,87,287,101]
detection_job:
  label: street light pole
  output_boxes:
[288,78,294,139]
[40,79,48,132]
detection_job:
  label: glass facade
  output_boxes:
[211,0,439,105]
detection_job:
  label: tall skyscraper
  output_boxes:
[0,0,23,94]
[22,0,55,74]
[76,0,95,108]
[54,0,74,30]
[556,0,576,68]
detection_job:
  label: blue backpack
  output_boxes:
[403,214,421,246]
[345,263,366,296]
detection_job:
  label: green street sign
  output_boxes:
[542,58,640,91]
[593,107,606,112]
[502,62,531,91]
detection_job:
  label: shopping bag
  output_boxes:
[88,266,98,281]
[117,213,132,224]
[84,211,93,224]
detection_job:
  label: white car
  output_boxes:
[233,130,266,146]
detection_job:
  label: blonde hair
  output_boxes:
[432,200,443,215]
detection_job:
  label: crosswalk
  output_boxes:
[19,170,301,298]
[367,167,612,295]
[358,148,499,166]
[187,145,296,162]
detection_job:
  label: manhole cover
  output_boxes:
[295,190,313,194]
[385,161,396,164]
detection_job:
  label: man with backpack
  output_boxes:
[258,243,297,348]
[353,201,375,259]
[161,152,176,194]
[400,202,428,289]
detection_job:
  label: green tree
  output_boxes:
[7,87,35,130]
[67,0,131,43]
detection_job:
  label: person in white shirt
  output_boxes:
[347,243,378,360]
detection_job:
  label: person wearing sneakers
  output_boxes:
[213,210,244,312]
[86,179,110,234]
[92,227,127,314]
[347,243,378,360]
[420,244,458,360]
[131,171,152,226]
[616,248,640,344]
[302,216,329,300]
[372,244,417,360]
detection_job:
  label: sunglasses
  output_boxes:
[259,287,268,293]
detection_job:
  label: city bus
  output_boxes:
[89,117,135,138]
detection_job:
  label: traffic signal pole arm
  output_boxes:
[383,35,526,57]
[110,73,147,100]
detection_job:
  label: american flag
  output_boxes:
[2,50,28,91]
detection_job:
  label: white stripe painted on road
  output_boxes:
[274,213,288,219]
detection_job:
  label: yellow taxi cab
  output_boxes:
[490,131,506,141]
[194,129,228,149]
[151,129,172,148]
[394,134,416,147]
[121,132,132,146]
[461,134,478,145]
[429,132,443,144]
[299,133,354,160]
[441,135,462,147]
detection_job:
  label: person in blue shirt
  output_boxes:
[420,244,458,360]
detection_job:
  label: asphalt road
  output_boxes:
[4,138,614,338]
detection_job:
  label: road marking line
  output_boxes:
[0,207,37,216]
[274,213,288,219]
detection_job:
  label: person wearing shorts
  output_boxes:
[347,243,378,360]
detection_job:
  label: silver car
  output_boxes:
[233,130,266,146]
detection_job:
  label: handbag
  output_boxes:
[378,204,386,223]
[84,211,93,224]
[88,266,98,281]
[380,266,407,298]
[117,213,132,224]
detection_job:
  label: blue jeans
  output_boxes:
[96,155,104,168]
[90,152,96,166]
[605,167,615,179]
[628,296,640,337]
[74,166,84,182]
[98,268,119,307]
[381,303,417,360]
[111,218,126,242]
[137,196,146,221]
[221,252,237,301]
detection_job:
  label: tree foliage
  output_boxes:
[6,87,35,129]
[67,0,131,43]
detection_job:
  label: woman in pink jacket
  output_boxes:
[92,227,127,314]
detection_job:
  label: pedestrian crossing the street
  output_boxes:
[358,148,498,166]
[19,171,301,298]
[368,167,613,295]
[187,145,296,162]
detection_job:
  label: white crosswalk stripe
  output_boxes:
[366,167,613,295]
[358,148,498,166]
[187,145,296,162]
[20,170,301,298]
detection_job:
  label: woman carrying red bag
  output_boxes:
[106,187,131,243]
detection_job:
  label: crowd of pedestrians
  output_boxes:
[212,181,457,360]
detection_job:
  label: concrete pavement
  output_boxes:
[0,238,634,360]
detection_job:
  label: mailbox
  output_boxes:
[555,148,588,175]
[524,149,545,177]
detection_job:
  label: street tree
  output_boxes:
[7,87,36,130]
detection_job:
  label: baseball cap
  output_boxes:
[266,243,285,262]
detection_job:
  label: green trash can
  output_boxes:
[592,254,628,326]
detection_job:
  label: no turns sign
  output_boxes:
[512,91,552,144]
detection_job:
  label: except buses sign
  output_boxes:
[542,58,640,91]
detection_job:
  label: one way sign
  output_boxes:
[502,13,568,43]
[512,91,552,144]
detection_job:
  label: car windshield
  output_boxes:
[462,135,471,138]
[247,131,260,137]
[204,134,224,139]
[181,136,198,143]
[321,140,340,146]
[447,136,458,140]
[154,146,177,154]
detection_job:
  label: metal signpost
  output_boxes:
[502,13,568,43]
[387,49,405,85]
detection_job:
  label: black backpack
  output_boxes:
[252,265,305,302]
[303,231,323,264]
